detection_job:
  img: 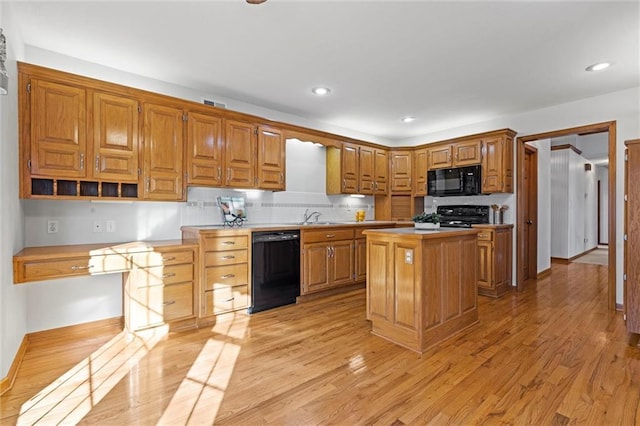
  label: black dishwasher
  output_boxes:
[249,230,300,313]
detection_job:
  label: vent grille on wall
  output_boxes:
[203,99,227,108]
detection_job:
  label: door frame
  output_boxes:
[516,121,616,310]
[522,144,538,287]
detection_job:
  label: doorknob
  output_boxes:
[527,220,533,225]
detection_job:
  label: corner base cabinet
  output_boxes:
[475,225,513,298]
[364,228,479,353]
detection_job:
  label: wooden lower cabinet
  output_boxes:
[124,246,197,331]
[181,229,251,317]
[476,225,513,297]
[302,237,354,294]
[355,237,367,282]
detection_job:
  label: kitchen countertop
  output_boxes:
[180,221,400,233]
[362,226,481,239]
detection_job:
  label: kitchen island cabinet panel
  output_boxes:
[364,228,479,354]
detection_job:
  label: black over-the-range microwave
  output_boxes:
[427,165,483,197]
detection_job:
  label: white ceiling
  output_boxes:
[7,1,640,142]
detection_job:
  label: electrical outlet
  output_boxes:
[93,220,105,233]
[106,220,115,233]
[47,220,59,234]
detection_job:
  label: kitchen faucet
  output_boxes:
[302,209,321,224]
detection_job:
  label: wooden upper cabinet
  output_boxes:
[480,131,515,193]
[225,120,256,188]
[92,92,139,182]
[373,148,388,195]
[341,142,359,194]
[390,151,412,193]
[427,139,481,170]
[358,146,375,195]
[414,148,428,196]
[257,125,285,191]
[142,103,184,200]
[427,145,452,170]
[186,110,224,186]
[453,139,482,166]
[30,78,87,178]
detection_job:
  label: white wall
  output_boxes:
[549,148,598,259]
[551,149,570,258]
[597,165,609,244]
[527,139,551,274]
[0,5,27,378]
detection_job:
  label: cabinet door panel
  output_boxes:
[374,149,388,195]
[186,111,223,186]
[341,143,359,193]
[31,79,87,177]
[331,240,355,286]
[302,243,331,293]
[359,146,374,195]
[93,92,139,181]
[477,240,492,289]
[143,103,183,200]
[391,151,412,192]
[355,238,367,282]
[414,148,428,196]
[225,120,255,188]
[427,146,451,170]
[481,137,502,193]
[257,126,285,190]
[454,140,481,166]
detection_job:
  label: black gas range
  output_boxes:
[437,205,490,228]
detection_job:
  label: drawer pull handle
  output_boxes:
[222,241,235,245]
[221,274,235,279]
[162,300,176,306]
[221,255,236,260]
[326,234,335,238]
[71,265,94,271]
[225,297,235,302]
[162,256,176,262]
[162,273,176,278]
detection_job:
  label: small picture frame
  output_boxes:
[218,196,247,227]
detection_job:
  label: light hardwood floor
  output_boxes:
[2,261,639,425]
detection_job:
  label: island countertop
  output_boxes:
[363,227,481,239]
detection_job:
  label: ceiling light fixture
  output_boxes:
[401,116,416,123]
[585,62,611,72]
[312,87,331,96]
[246,0,267,4]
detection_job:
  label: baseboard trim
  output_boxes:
[551,257,570,264]
[537,268,551,279]
[27,316,123,344]
[616,303,624,312]
[0,335,29,396]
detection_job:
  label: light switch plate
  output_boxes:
[405,249,413,264]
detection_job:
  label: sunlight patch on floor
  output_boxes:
[158,314,248,424]
[17,326,168,425]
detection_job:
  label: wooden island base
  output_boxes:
[364,227,479,354]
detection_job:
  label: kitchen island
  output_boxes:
[363,227,480,354]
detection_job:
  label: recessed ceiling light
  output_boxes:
[401,116,416,123]
[585,62,612,72]
[312,87,331,96]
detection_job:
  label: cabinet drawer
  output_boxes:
[302,228,355,244]
[163,282,194,321]
[477,231,494,242]
[203,235,248,251]
[204,249,248,266]
[131,249,194,268]
[133,263,194,287]
[133,282,194,328]
[21,254,130,282]
[205,264,249,290]
[204,285,248,315]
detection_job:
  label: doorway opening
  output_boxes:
[516,121,617,310]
